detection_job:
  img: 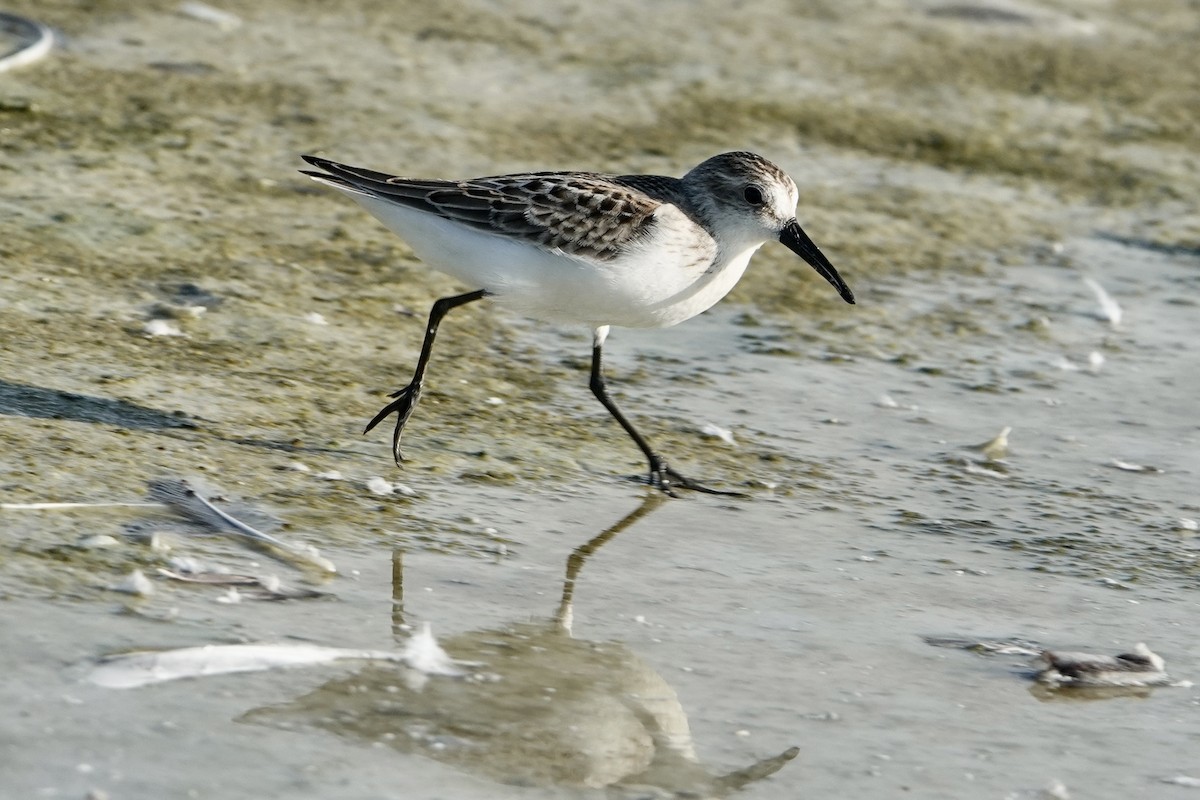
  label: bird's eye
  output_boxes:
[743,185,765,206]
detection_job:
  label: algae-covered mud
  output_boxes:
[2,1,1198,798]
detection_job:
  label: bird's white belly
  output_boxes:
[351,192,751,329]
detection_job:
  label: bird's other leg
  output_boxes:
[364,289,487,464]
[587,326,739,497]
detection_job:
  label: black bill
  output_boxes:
[779,219,855,304]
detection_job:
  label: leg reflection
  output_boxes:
[391,548,404,641]
[555,491,668,632]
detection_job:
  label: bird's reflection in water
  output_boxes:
[1027,683,1157,703]
[243,493,799,795]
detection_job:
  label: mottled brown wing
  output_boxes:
[300,157,663,260]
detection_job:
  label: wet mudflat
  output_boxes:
[2,2,1198,798]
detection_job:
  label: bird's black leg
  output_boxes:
[364,289,487,464]
[587,326,741,497]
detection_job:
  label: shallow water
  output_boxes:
[2,1,1199,798]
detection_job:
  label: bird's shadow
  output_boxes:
[0,379,196,429]
[242,493,800,795]
[0,379,362,457]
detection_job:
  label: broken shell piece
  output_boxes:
[700,422,736,445]
[1036,643,1170,687]
[1083,277,1122,327]
[179,1,242,31]
[973,427,1012,461]
[111,569,155,597]
[366,476,394,495]
[1108,459,1163,473]
[79,534,121,549]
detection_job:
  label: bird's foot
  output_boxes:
[646,455,745,498]
[363,383,422,465]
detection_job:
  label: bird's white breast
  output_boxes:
[344,189,752,330]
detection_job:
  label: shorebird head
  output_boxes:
[684,152,855,305]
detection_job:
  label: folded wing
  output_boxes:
[301,156,662,261]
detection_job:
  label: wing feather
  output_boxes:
[300,156,667,260]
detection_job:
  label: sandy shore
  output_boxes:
[2,1,1198,797]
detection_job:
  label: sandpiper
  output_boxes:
[301,151,854,494]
